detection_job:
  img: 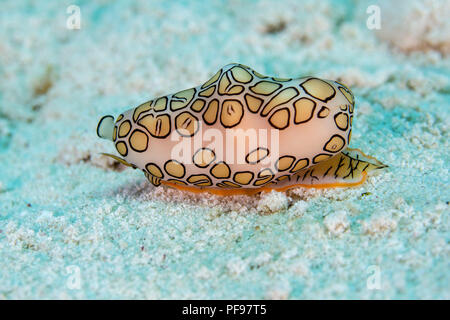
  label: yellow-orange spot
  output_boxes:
[246,147,269,164]
[191,99,206,112]
[318,106,330,118]
[129,129,148,152]
[269,108,290,130]
[113,126,117,141]
[250,81,281,95]
[233,171,254,185]
[261,87,298,116]
[154,97,168,112]
[171,88,195,111]
[244,94,263,113]
[138,114,171,138]
[203,99,219,125]
[164,160,185,178]
[324,135,345,153]
[313,153,332,164]
[115,141,128,156]
[118,120,131,138]
[339,87,353,104]
[294,98,316,124]
[218,74,230,94]
[290,158,309,173]
[199,85,215,98]
[133,101,152,122]
[175,112,198,137]
[334,112,349,130]
[210,162,231,179]
[221,100,244,128]
[301,78,335,102]
[193,148,215,168]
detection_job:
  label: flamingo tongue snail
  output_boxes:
[97,63,387,196]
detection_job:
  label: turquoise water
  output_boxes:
[0,0,448,299]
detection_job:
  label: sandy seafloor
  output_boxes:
[0,0,449,299]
